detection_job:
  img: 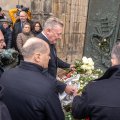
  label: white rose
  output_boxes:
[86,70,92,74]
[88,58,94,66]
[82,56,88,64]
[91,66,94,70]
[81,64,88,70]
[86,65,92,70]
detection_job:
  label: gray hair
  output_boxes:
[111,42,120,63]
[44,17,63,29]
[21,37,48,58]
[23,22,31,28]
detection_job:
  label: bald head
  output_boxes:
[22,37,49,58]
[22,37,50,68]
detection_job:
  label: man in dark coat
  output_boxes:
[37,17,77,94]
[0,30,12,120]
[72,42,120,120]
[0,37,65,120]
[0,30,6,77]
[0,85,12,120]
[37,17,75,78]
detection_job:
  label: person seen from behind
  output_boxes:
[0,37,65,120]
[72,42,120,120]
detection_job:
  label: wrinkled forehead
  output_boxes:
[2,21,8,24]
[20,12,27,17]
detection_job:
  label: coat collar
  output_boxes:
[96,65,120,81]
[41,32,50,45]
[19,61,47,73]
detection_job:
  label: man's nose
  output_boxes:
[3,42,6,47]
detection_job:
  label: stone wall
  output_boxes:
[0,0,88,64]
[31,0,89,63]
[0,0,31,10]
[0,0,31,19]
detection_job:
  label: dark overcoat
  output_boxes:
[0,61,65,120]
[37,33,70,78]
[72,65,120,120]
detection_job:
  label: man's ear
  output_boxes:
[34,53,41,62]
[46,28,51,34]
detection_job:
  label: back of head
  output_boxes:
[111,42,120,65]
[44,17,63,30]
[21,37,49,59]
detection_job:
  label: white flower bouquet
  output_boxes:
[60,57,103,120]
[60,57,103,116]
[75,56,103,91]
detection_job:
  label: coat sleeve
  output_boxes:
[43,70,67,93]
[6,29,12,49]
[72,89,89,119]
[57,57,70,68]
[16,34,23,54]
[55,80,67,93]
[45,91,65,120]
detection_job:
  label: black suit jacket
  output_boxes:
[37,33,70,77]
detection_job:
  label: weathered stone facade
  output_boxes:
[0,0,31,10]
[1,0,88,64]
[31,0,89,63]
